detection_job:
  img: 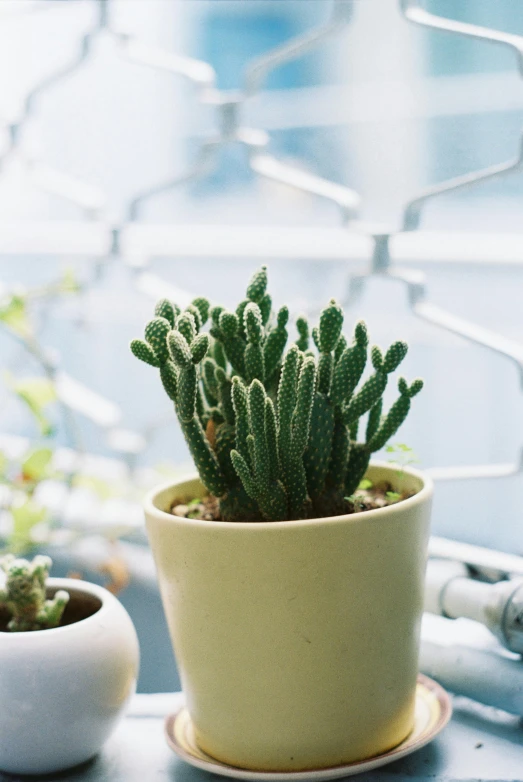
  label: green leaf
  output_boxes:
[6,375,57,436]
[0,295,31,336]
[13,376,57,408]
[386,491,401,503]
[386,443,415,455]
[60,268,80,294]
[10,499,48,552]
[21,448,53,481]
[358,478,373,490]
[385,442,419,467]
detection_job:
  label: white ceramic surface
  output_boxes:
[0,578,140,775]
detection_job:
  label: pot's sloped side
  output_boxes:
[145,465,432,772]
[0,580,139,775]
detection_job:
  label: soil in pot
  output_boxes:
[0,587,102,633]
[170,480,414,522]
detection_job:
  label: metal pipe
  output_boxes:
[425,559,523,654]
[420,616,523,716]
[428,536,523,579]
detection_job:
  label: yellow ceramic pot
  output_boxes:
[144,463,432,772]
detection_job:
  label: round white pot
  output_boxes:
[0,578,139,775]
[145,463,433,772]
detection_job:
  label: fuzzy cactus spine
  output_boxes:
[295,316,309,352]
[264,306,289,381]
[131,268,423,521]
[244,303,265,383]
[0,555,69,632]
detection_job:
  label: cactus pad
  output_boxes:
[131,267,423,521]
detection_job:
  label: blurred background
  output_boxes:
[1,0,523,690]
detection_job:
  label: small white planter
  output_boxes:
[0,578,139,775]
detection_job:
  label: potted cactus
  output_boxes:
[0,554,139,775]
[133,267,433,772]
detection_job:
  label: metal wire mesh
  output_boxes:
[0,0,522,489]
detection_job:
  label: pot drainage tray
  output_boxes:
[164,673,452,780]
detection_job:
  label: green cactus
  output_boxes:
[244,303,265,383]
[131,269,423,521]
[295,316,309,352]
[264,306,289,382]
[0,555,69,632]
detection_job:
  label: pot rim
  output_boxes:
[0,578,114,640]
[144,460,433,530]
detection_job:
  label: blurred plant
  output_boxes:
[0,273,75,554]
[0,270,137,556]
[385,443,419,476]
[0,446,54,555]
[385,443,419,500]
[0,269,80,436]
[3,375,57,437]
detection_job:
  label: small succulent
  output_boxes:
[131,267,423,522]
[0,554,69,632]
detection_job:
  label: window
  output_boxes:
[1,0,522,564]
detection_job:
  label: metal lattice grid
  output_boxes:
[0,0,522,499]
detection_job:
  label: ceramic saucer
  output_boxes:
[164,673,452,780]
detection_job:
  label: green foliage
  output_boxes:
[21,448,53,481]
[10,500,48,555]
[131,268,423,521]
[0,295,30,337]
[0,444,57,555]
[5,374,58,436]
[0,554,69,632]
[385,442,420,493]
[0,272,141,558]
[386,491,401,503]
